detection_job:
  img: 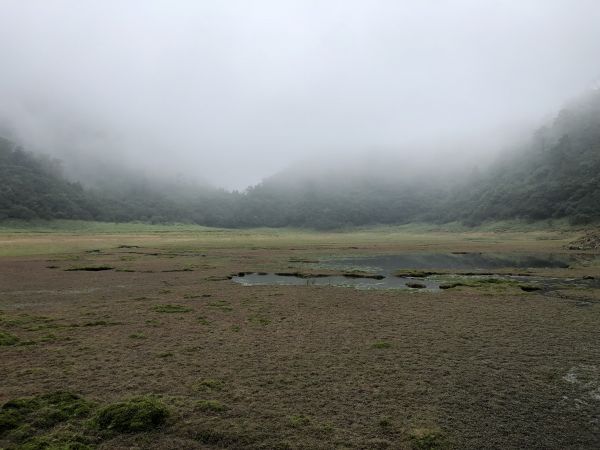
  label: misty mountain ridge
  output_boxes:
[1,90,599,227]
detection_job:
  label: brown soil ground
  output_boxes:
[1,230,599,449]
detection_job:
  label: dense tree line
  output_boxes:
[442,91,600,225]
[1,91,599,228]
[0,137,96,221]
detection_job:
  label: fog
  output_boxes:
[1,0,599,189]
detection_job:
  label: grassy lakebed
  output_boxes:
[0,222,599,449]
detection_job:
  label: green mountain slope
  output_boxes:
[447,90,600,225]
[0,138,96,220]
[1,90,598,227]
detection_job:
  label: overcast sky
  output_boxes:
[1,1,599,189]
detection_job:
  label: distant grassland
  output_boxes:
[0,219,588,257]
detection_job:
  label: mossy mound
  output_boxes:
[0,392,93,435]
[93,396,169,433]
[16,430,92,450]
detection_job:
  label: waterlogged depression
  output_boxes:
[232,252,597,291]
[233,272,441,290]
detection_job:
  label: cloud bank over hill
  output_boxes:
[1,1,599,188]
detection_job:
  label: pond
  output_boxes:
[231,252,593,291]
[232,272,441,290]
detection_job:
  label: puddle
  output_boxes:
[232,273,440,290]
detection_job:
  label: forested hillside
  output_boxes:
[1,91,599,227]
[445,90,600,225]
[0,138,96,220]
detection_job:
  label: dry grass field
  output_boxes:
[1,223,599,449]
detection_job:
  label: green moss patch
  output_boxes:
[93,396,169,433]
[408,428,450,449]
[194,379,224,391]
[0,391,93,435]
[16,430,93,450]
[437,277,520,291]
[196,400,227,412]
[0,331,20,346]
[151,304,192,313]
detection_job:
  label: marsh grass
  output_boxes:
[0,219,581,258]
[438,277,521,291]
[129,333,146,339]
[0,313,57,331]
[372,341,392,349]
[13,429,93,450]
[194,427,252,448]
[93,396,169,433]
[288,415,311,428]
[1,223,597,449]
[0,331,19,346]
[207,300,233,312]
[194,379,224,392]
[152,304,192,313]
[395,270,436,277]
[197,316,211,325]
[0,392,93,437]
[247,315,271,326]
[196,400,227,412]
[408,428,450,449]
[378,417,392,428]
[1,392,171,448]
